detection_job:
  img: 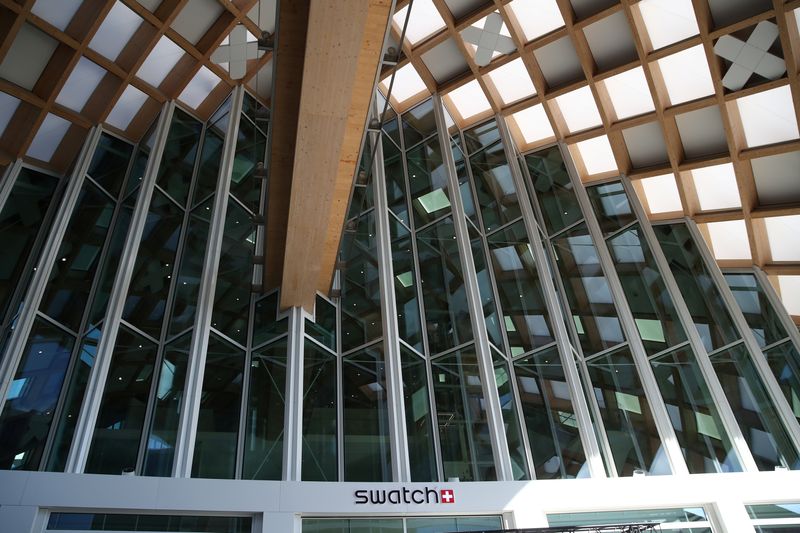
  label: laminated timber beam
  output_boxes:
[275,0,392,311]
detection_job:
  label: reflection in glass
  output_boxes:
[651,345,742,473]
[526,146,582,235]
[725,273,788,348]
[230,117,265,214]
[585,346,667,476]
[302,340,338,481]
[243,339,286,480]
[252,292,287,347]
[431,347,495,481]
[0,318,75,470]
[710,343,800,470]
[156,108,202,207]
[86,326,157,474]
[463,120,501,154]
[306,296,336,352]
[87,133,133,197]
[763,341,800,423]
[383,136,410,226]
[586,182,636,236]
[406,137,451,227]
[192,333,244,479]
[390,218,423,352]
[494,358,528,479]
[548,507,710,527]
[469,140,520,232]
[514,347,588,479]
[48,512,251,533]
[340,212,382,352]
[191,130,223,208]
[90,202,133,326]
[406,516,503,533]
[471,231,504,350]
[401,98,436,148]
[452,141,479,227]
[303,518,403,533]
[168,201,211,337]
[343,343,391,481]
[400,347,437,482]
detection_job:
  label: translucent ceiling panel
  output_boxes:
[27,113,71,162]
[393,0,446,46]
[381,63,428,104]
[180,66,221,109]
[0,92,20,135]
[31,0,83,31]
[691,163,741,211]
[171,0,223,45]
[509,104,554,145]
[446,80,492,122]
[0,23,58,91]
[573,135,617,175]
[554,86,602,133]
[137,36,185,87]
[778,276,800,315]
[106,85,148,130]
[56,57,106,112]
[602,67,655,120]
[736,85,799,148]
[765,215,800,261]
[90,1,143,62]
[705,219,751,260]
[637,0,699,50]
[486,58,536,105]
[507,0,564,42]
[657,45,714,105]
[640,174,682,213]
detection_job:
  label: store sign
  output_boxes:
[354,487,455,505]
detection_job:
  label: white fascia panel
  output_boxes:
[778,275,800,315]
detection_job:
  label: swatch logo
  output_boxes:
[354,487,455,505]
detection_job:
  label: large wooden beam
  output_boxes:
[279,0,391,311]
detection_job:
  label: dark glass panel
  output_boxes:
[303,518,403,533]
[725,273,788,348]
[168,200,211,337]
[470,230,504,350]
[586,182,635,236]
[90,200,133,326]
[400,346,437,482]
[340,212,382,352]
[548,507,709,527]
[383,135,410,226]
[494,358,528,479]
[191,130,224,207]
[156,108,202,207]
[243,339,287,480]
[431,347,495,481]
[343,343,391,481]
[710,343,800,470]
[0,318,75,470]
[209,93,233,135]
[86,326,157,474]
[416,217,473,354]
[301,339,338,481]
[382,114,401,147]
[142,333,190,476]
[252,292,287,347]
[406,516,503,533]
[87,134,133,197]
[192,333,244,479]
[125,147,148,199]
[526,146,582,235]
[463,120,500,154]
[585,346,667,476]
[747,503,800,519]
[401,98,436,148]
[514,347,588,479]
[452,140,479,227]
[306,295,336,352]
[0,168,59,320]
[347,182,373,221]
[651,345,742,473]
[487,221,554,355]
[469,140,520,232]
[40,182,115,331]
[763,341,800,424]
[406,137,451,227]
[122,190,183,339]
[654,223,739,352]
[211,198,254,346]
[230,117,266,214]
[47,512,251,533]
[390,217,423,352]
[607,226,687,355]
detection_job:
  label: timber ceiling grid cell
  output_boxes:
[0,0,274,173]
[380,0,800,323]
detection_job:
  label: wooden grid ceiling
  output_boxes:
[0,0,274,174]
[380,0,800,323]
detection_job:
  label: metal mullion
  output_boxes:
[707,339,748,358]
[164,325,196,345]
[583,342,630,364]
[479,229,513,357]
[510,341,559,362]
[252,331,290,352]
[228,189,256,217]
[33,311,80,338]
[152,183,186,211]
[84,176,119,204]
[428,339,482,361]
[753,267,800,368]
[398,338,424,358]
[282,306,306,481]
[761,338,795,353]
[235,291,257,480]
[335,333,344,481]
[618,177,760,473]
[306,331,341,356]
[602,219,639,243]
[387,208,412,234]
[646,340,692,361]
[0,128,102,417]
[0,159,23,214]
[685,218,800,455]
[411,210,456,234]
[435,96,514,481]
[403,132,438,153]
[547,218,586,240]
[496,116,607,478]
[493,342,535,479]
[117,319,160,345]
[483,215,526,239]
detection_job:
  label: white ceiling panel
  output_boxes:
[0,23,59,91]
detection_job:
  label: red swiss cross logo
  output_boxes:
[440,489,455,503]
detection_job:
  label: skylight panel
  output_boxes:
[573,135,617,175]
[657,45,714,105]
[509,104,554,145]
[90,1,143,62]
[706,219,751,260]
[602,67,655,120]
[27,113,71,162]
[393,0,445,46]
[765,215,800,261]
[554,86,602,133]
[637,0,699,51]
[446,80,492,122]
[380,63,428,104]
[736,85,799,148]
[180,66,221,109]
[507,0,564,42]
[777,275,800,315]
[137,36,185,87]
[106,85,148,130]
[691,163,741,211]
[640,174,682,213]
[56,57,106,112]
[0,23,58,91]
[0,92,20,135]
[486,58,536,105]
[31,0,83,31]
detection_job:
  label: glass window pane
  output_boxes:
[764,341,800,424]
[651,345,742,473]
[303,518,403,533]
[343,342,391,481]
[89,200,133,326]
[243,338,286,480]
[383,136,410,226]
[192,333,244,479]
[452,141,479,228]
[390,217,424,352]
[526,146,582,235]
[168,200,211,337]
[407,137,451,227]
[471,230,504,351]
[586,182,636,236]
[585,346,667,476]
[400,346,437,482]
[191,130,223,208]
[0,318,75,470]
[747,503,800,519]
[47,512,251,532]
[87,133,133,198]
[302,339,338,481]
[416,217,473,354]
[494,358,528,479]
[431,347,495,481]
[230,117,265,214]
[86,325,157,474]
[383,114,401,147]
[402,98,437,149]
[406,516,503,533]
[464,120,501,154]
[725,273,788,348]
[306,295,336,352]
[469,140,520,233]
[156,108,202,207]
[514,346,588,479]
[548,507,710,526]
[252,292,287,347]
